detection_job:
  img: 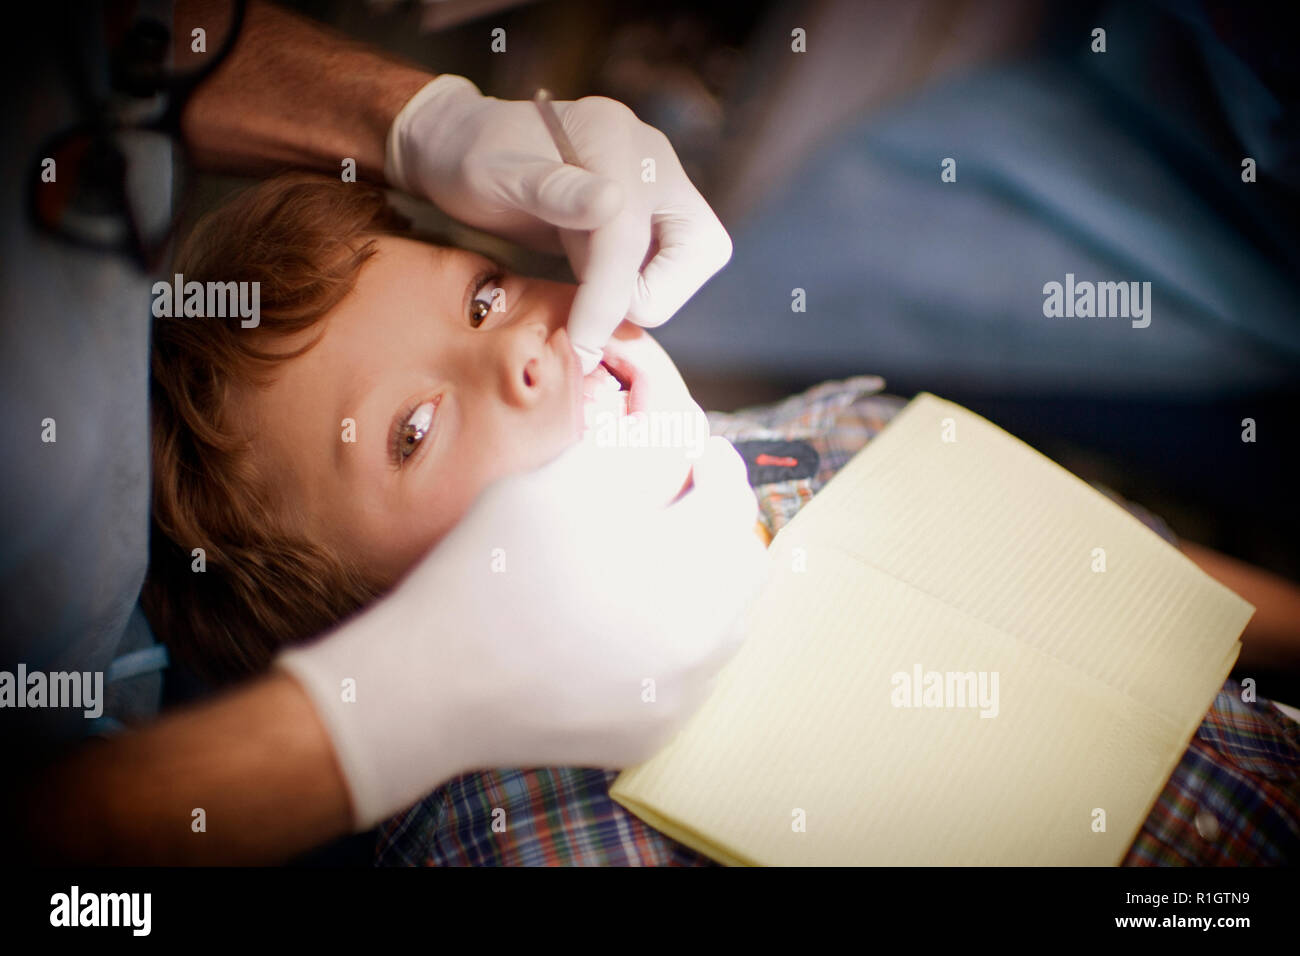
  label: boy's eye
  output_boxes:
[469,276,500,328]
[396,400,437,461]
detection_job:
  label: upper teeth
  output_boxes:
[589,364,623,393]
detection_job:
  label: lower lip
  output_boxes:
[581,365,629,418]
[577,360,633,449]
[582,362,622,398]
[592,351,642,414]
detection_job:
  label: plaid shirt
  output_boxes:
[376,377,1300,866]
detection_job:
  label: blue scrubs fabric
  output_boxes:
[656,55,1300,395]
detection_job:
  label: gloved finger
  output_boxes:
[565,211,650,372]
[661,539,767,702]
[671,439,769,624]
[666,436,758,534]
[494,158,626,231]
[626,205,733,329]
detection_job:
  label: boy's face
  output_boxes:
[233,235,691,586]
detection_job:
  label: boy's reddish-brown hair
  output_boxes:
[144,171,413,686]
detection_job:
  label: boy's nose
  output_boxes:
[498,319,559,408]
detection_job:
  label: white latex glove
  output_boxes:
[384,75,733,373]
[276,436,767,829]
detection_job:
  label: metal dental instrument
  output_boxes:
[533,88,583,166]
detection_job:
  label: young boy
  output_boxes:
[147,171,702,681]
[147,173,1300,865]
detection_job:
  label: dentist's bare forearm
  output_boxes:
[175,0,432,182]
[12,672,353,864]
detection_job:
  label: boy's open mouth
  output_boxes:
[582,360,631,407]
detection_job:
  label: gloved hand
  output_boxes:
[276,435,767,829]
[384,75,733,373]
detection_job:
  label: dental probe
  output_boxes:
[533,89,604,375]
[533,88,583,165]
